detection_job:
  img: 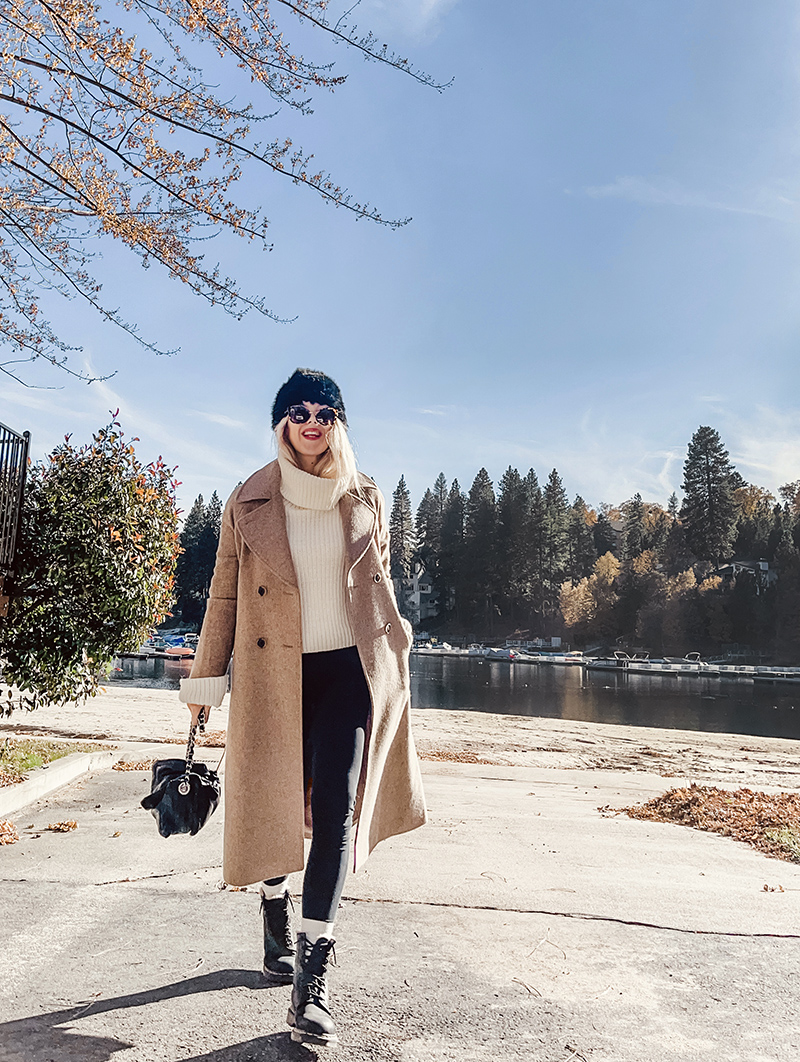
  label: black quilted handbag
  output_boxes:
[141,715,222,837]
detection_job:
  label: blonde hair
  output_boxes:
[275,415,357,486]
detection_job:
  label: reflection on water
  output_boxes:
[108,655,193,690]
[409,656,800,740]
[108,653,800,740]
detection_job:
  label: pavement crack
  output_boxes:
[340,893,800,938]
[92,867,222,885]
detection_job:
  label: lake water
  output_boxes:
[107,653,800,741]
[409,655,800,740]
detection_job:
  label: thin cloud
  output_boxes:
[2,388,91,419]
[360,0,459,38]
[415,405,456,417]
[580,176,793,222]
[93,377,252,482]
[726,406,800,491]
[190,410,248,430]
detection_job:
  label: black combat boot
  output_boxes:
[286,933,338,1046]
[260,892,295,982]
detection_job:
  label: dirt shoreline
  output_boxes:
[3,684,800,791]
[411,708,800,789]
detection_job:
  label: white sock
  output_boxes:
[300,917,335,942]
[260,879,289,900]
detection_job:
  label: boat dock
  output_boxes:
[410,646,799,682]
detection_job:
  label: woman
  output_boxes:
[179,368,426,1046]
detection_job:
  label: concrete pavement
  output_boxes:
[1,694,800,1060]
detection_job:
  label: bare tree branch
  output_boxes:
[0,0,448,379]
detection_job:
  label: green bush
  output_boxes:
[1,417,180,712]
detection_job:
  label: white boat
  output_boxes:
[485,647,516,660]
[587,652,630,671]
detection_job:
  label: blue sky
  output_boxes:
[4,0,800,516]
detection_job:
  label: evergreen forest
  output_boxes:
[171,492,222,628]
[169,426,800,663]
[388,427,800,663]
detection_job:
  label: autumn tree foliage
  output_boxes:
[0,0,446,382]
[0,417,180,710]
[559,552,620,645]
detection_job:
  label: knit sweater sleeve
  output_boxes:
[178,675,228,707]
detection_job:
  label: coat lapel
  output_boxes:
[236,461,298,587]
[341,487,378,573]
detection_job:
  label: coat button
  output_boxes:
[374,572,382,583]
[258,586,266,596]
[384,622,392,633]
[257,637,266,648]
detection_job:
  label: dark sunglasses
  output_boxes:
[285,404,338,426]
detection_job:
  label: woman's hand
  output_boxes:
[187,703,210,726]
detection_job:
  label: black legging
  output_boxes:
[265,645,371,923]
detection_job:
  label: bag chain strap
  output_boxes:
[178,708,206,795]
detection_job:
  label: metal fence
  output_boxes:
[0,421,30,619]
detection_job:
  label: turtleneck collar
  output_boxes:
[278,453,349,511]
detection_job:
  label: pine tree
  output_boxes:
[567,496,597,581]
[622,493,646,559]
[413,473,449,619]
[415,489,437,569]
[175,495,209,626]
[389,476,415,579]
[522,469,545,624]
[432,473,448,522]
[206,491,222,539]
[389,476,416,624]
[464,469,498,633]
[680,426,738,565]
[439,479,466,621]
[497,467,527,623]
[667,492,679,520]
[195,490,222,601]
[772,528,800,661]
[593,510,618,557]
[731,485,777,560]
[541,469,570,614]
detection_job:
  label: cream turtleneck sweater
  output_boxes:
[277,454,356,654]
[179,456,356,708]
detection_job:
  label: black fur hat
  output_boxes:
[271,368,347,429]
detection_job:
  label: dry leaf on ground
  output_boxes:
[113,760,154,771]
[47,821,78,832]
[0,820,19,844]
[196,730,226,747]
[418,746,508,766]
[617,784,800,864]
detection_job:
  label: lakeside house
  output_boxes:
[392,562,438,627]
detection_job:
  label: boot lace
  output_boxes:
[262,891,295,951]
[303,939,337,1002]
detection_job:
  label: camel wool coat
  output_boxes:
[189,459,427,886]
